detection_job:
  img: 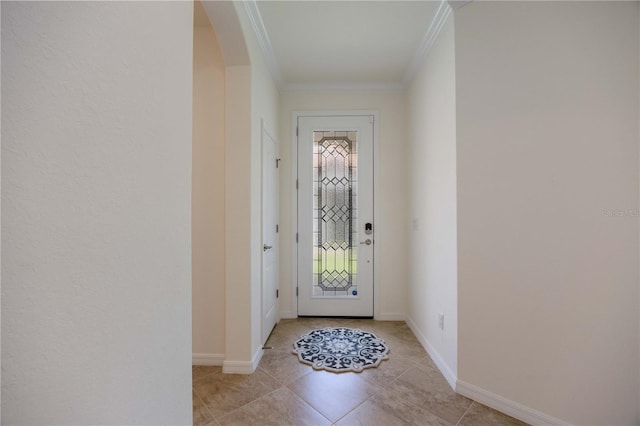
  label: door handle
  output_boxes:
[263,244,273,251]
[360,239,372,246]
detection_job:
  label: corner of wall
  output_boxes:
[405,12,458,389]
[455,381,572,426]
[406,315,457,390]
[221,347,263,374]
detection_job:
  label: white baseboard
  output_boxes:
[222,360,253,374]
[404,317,572,426]
[456,380,572,426]
[192,353,224,366]
[374,313,406,321]
[252,346,264,371]
[222,347,264,374]
[405,315,457,390]
[279,312,405,321]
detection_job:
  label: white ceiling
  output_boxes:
[252,1,447,90]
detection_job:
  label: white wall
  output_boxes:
[1,2,193,424]
[219,2,279,370]
[1,3,4,420]
[405,15,458,382]
[455,2,639,424]
[241,7,280,361]
[279,91,408,320]
[192,14,226,361]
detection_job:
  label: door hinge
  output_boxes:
[296,287,298,297]
[296,233,298,243]
[276,224,279,233]
[276,158,280,168]
[296,126,299,137]
[296,179,299,190]
[276,289,279,298]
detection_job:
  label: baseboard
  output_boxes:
[192,353,224,366]
[252,346,264,371]
[279,311,405,321]
[404,318,572,426]
[456,380,572,426]
[405,315,457,390]
[374,313,406,321]
[222,347,264,374]
[222,360,253,374]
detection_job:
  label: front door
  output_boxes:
[297,114,374,317]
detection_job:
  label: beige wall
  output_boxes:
[192,20,226,359]
[405,15,458,381]
[1,2,193,423]
[279,91,408,319]
[222,2,280,368]
[191,0,279,371]
[223,64,254,368]
[455,2,639,424]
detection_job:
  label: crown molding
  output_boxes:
[282,81,404,93]
[403,0,452,87]
[244,0,465,92]
[242,0,283,87]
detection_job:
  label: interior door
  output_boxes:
[262,124,279,343]
[297,115,374,317]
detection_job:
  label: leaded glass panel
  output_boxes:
[312,131,358,297]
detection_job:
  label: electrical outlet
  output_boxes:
[438,313,445,331]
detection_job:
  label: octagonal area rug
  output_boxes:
[292,327,389,373]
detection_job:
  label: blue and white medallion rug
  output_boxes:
[292,327,389,373]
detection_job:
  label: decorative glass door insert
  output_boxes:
[313,131,358,297]
[297,114,374,317]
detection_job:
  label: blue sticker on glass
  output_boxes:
[352,290,357,296]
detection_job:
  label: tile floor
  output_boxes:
[193,318,528,426]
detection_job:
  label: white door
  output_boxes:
[262,124,279,343]
[297,115,374,317]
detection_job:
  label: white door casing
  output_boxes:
[297,114,374,317]
[262,123,279,343]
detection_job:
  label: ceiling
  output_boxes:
[249,1,448,91]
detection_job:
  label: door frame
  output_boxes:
[261,118,279,343]
[290,110,380,318]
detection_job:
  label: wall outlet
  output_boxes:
[438,313,445,331]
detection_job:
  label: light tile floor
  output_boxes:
[193,318,528,426]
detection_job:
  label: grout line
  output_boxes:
[256,364,281,384]
[193,386,219,426]
[455,401,475,426]
[331,396,371,424]
[289,389,334,425]
[286,385,334,424]
[216,387,284,424]
[215,404,244,423]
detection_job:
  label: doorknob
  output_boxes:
[360,239,372,245]
[263,244,273,251]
